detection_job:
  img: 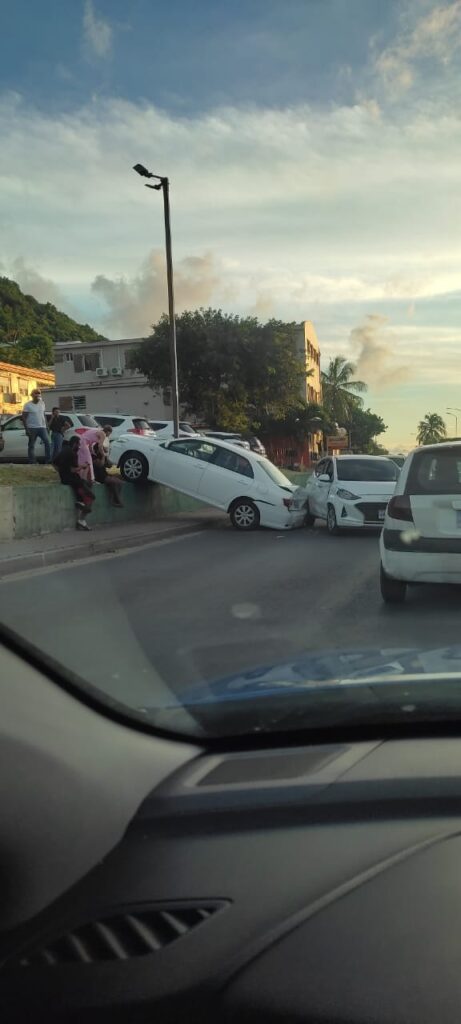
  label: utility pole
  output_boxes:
[133,164,180,438]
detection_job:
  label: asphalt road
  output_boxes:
[1,518,461,715]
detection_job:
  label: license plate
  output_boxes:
[456,510,461,528]
[378,509,386,521]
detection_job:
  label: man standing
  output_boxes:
[22,389,51,464]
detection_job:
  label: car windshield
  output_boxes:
[336,459,399,482]
[3,1,461,744]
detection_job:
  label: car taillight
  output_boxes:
[283,497,294,509]
[387,495,414,522]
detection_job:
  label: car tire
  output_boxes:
[380,564,407,604]
[119,451,149,483]
[326,503,340,535]
[304,502,316,527]
[230,498,260,531]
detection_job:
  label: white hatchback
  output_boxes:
[92,413,155,441]
[110,434,307,530]
[380,442,461,602]
[305,455,399,534]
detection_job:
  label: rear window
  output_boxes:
[179,422,196,434]
[133,419,151,430]
[406,450,461,495]
[337,459,398,482]
[258,460,293,489]
[77,415,99,427]
[96,415,124,427]
[150,421,168,430]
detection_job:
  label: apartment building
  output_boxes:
[0,361,55,419]
[41,338,172,419]
[293,321,322,404]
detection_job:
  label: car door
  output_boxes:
[309,458,333,518]
[1,415,29,461]
[152,438,217,497]
[197,446,255,509]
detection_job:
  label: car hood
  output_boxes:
[334,480,396,496]
[145,644,461,738]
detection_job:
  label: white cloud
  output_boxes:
[375,1,461,94]
[83,0,113,59]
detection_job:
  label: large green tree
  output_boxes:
[0,277,104,369]
[416,413,447,445]
[349,406,387,453]
[130,309,310,431]
[321,356,367,424]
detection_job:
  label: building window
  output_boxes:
[73,395,87,411]
[74,352,101,373]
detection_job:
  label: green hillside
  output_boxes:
[0,277,105,369]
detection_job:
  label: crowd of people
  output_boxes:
[22,391,123,531]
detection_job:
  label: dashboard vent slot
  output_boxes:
[3,902,226,969]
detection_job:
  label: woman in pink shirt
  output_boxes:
[77,427,107,482]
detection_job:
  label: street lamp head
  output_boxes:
[133,163,154,178]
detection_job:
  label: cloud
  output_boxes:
[349,314,411,389]
[83,0,113,59]
[375,1,461,94]
[91,250,226,336]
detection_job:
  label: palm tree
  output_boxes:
[321,356,367,424]
[416,413,447,445]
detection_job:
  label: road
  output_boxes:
[1,518,461,716]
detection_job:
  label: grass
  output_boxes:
[0,464,59,486]
[0,464,121,485]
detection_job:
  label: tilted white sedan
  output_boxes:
[305,455,399,534]
[110,434,307,530]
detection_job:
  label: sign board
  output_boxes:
[326,435,349,449]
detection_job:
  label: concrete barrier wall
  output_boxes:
[0,481,207,541]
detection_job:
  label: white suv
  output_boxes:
[148,419,197,439]
[380,442,461,603]
[93,414,155,441]
[0,412,99,462]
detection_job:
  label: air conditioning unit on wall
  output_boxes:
[111,367,123,376]
[96,368,109,378]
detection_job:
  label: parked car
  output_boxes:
[380,442,461,603]
[305,455,399,534]
[388,453,406,469]
[92,413,155,441]
[0,412,99,462]
[110,433,307,530]
[203,431,251,450]
[148,419,197,439]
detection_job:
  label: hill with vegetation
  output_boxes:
[0,277,104,369]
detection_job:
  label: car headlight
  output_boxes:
[336,488,361,500]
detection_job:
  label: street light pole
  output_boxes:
[447,410,458,436]
[133,164,180,438]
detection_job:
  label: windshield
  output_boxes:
[2,0,461,744]
[336,459,398,482]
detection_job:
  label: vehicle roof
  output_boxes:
[333,454,390,461]
[115,433,262,457]
[409,441,461,455]
[93,412,148,418]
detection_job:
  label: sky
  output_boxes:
[1,0,461,449]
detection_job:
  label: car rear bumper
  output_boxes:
[380,534,461,583]
[259,505,307,530]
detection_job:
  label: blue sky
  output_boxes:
[2,0,461,448]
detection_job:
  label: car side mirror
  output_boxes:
[318,473,331,482]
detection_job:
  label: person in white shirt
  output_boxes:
[22,389,51,464]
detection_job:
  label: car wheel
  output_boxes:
[326,503,340,535]
[119,451,149,483]
[230,499,260,531]
[304,502,316,527]
[380,564,407,604]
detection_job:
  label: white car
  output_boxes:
[92,413,155,441]
[148,419,198,439]
[305,455,399,535]
[110,434,307,530]
[380,442,461,603]
[0,412,99,462]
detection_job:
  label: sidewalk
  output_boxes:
[0,508,222,578]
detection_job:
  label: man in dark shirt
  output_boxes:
[54,437,95,531]
[49,408,71,461]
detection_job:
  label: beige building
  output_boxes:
[0,361,55,419]
[294,321,322,405]
[41,338,172,420]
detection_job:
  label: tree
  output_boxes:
[348,406,387,453]
[321,356,367,424]
[130,309,310,431]
[416,413,447,445]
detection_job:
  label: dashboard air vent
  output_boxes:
[3,901,226,969]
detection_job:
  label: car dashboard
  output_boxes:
[2,696,461,1024]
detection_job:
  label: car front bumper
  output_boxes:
[333,497,387,529]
